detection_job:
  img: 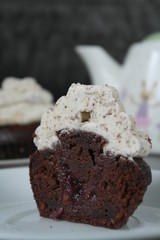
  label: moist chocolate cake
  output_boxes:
[0,77,53,160]
[30,83,152,229]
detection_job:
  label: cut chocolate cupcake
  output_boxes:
[30,83,152,229]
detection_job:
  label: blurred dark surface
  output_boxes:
[0,0,160,100]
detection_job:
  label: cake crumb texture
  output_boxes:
[30,130,151,229]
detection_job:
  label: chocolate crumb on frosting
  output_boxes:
[34,83,151,158]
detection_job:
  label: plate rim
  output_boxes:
[0,202,160,240]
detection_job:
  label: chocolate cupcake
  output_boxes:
[0,77,54,160]
[30,83,151,229]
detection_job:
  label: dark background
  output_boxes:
[0,0,160,101]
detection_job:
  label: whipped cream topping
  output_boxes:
[0,77,54,125]
[34,83,151,158]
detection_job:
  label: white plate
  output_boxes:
[0,202,160,240]
[0,167,160,239]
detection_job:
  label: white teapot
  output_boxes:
[75,40,160,154]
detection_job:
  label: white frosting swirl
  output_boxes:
[0,77,54,125]
[34,83,151,158]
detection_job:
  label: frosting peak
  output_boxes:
[34,83,151,158]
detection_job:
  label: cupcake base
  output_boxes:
[0,122,39,160]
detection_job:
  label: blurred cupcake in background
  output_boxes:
[0,77,54,160]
